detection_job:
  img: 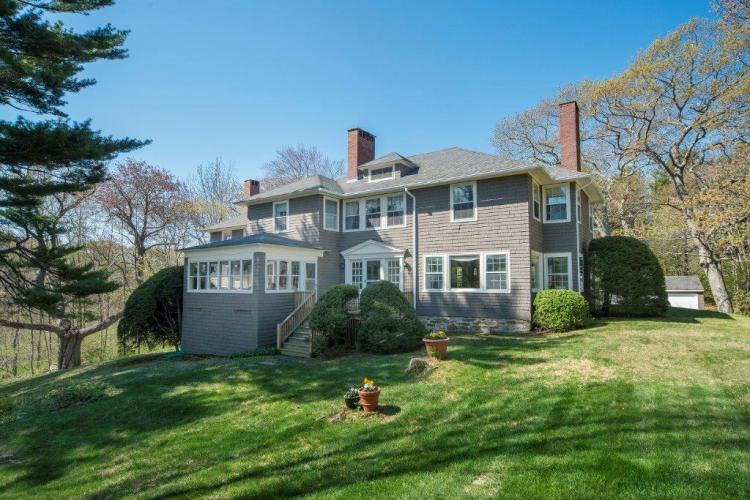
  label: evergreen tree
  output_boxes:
[0,0,146,368]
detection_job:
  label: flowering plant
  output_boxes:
[359,377,379,392]
[344,387,359,399]
[426,330,448,340]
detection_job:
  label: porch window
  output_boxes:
[230,260,241,289]
[425,256,444,291]
[220,261,230,289]
[266,259,316,292]
[208,261,218,289]
[242,259,253,289]
[278,260,288,289]
[451,182,477,222]
[386,195,404,226]
[545,254,571,289]
[273,201,289,232]
[485,253,509,291]
[351,261,364,290]
[291,261,300,290]
[324,198,338,231]
[387,259,401,286]
[305,262,316,291]
[345,200,360,230]
[450,255,480,289]
[188,257,253,293]
[365,198,381,229]
[544,185,568,222]
[198,262,208,290]
[366,260,381,286]
[266,261,276,290]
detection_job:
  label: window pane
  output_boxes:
[426,256,443,273]
[345,201,360,230]
[325,199,337,229]
[426,274,443,290]
[545,187,567,221]
[370,166,393,181]
[387,259,400,286]
[220,261,229,289]
[485,254,508,290]
[387,195,404,226]
[266,261,276,290]
[452,184,475,220]
[279,260,288,289]
[274,202,288,231]
[486,255,506,273]
[351,261,363,290]
[365,198,381,228]
[547,256,569,289]
[531,254,542,290]
[305,262,316,291]
[242,259,252,289]
[425,256,444,290]
[366,260,380,284]
[230,260,241,289]
[291,261,300,290]
[189,262,198,276]
[450,256,480,289]
[190,277,198,290]
[208,262,218,289]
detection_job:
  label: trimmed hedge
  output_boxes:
[309,284,358,347]
[359,281,425,354]
[533,289,590,332]
[587,236,668,316]
[118,266,183,352]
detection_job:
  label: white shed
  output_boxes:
[665,275,705,310]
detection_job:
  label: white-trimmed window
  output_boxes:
[365,198,381,229]
[344,200,360,230]
[485,253,509,291]
[273,201,289,233]
[578,254,584,292]
[450,182,477,222]
[386,195,404,227]
[386,259,401,286]
[368,166,394,182]
[531,251,543,292]
[188,258,253,293]
[324,198,338,231]
[450,255,480,289]
[266,259,316,292]
[545,253,571,290]
[577,189,582,225]
[343,193,406,231]
[425,256,444,291]
[347,258,403,291]
[589,205,594,232]
[532,180,541,221]
[351,260,364,291]
[544,185,569,222]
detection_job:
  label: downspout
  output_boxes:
[405,188,417,310]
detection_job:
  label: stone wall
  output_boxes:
[421,316,531,334]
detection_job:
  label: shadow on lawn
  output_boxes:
[596,307,734,327]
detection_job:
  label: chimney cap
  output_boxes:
[347,128,375,139]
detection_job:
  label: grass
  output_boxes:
[1,308,750,498]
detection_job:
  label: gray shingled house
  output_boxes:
[181,101,603,357]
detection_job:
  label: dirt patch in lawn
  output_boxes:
[518,358,616,386]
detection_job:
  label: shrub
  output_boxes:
[359,281,425,354]
[118,266,183,353]
[733,290,750,316]
[533,289,590,332]
[587,236,669,316]
[309,284,359,347]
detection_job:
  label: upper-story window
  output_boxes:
[273,201,289,233]
[544,184,569,223]
[324,198,338,231]
[532,180,541,221]
[368,166,394,182]
[589,205,595,232]
[450,182,477,222]
[365,198,381,228]
[344,193,406,231]
[577,189,582,225]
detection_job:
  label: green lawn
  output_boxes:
[2,308,750,498]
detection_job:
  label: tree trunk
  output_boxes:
[685,215,733,313]
[58,332,82,369]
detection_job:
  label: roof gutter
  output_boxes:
[405,187,417,310]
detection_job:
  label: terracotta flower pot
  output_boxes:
[423,338,450,360]
[357,387,380,412]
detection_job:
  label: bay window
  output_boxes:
[544,185,569,222]
[451,182,477,222]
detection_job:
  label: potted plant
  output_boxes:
[423,330,450,360]
[357,378,380,412]
[343,387,360,409]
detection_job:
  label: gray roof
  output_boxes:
[665,275,704,292]
[202,215,249,231]
[182,233,323,252]
[240,147,598,204]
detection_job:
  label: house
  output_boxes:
[180,101,603,356]
[665,275,705,310]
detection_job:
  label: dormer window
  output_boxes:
[368,166,394,182]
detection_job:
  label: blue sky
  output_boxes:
[26,0,714,180]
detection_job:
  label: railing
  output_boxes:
[277,291,317,348]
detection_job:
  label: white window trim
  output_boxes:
[342,192,407,232]
[344,257,404,291]
[531,250,543,292]
[421,251,510,293]
[532,180,541,222]
[272,200,289,233]
[578,254,585,292]
[264,257,318,294]
[187,254,254,294]
[589,205,595,233]
[367,165,395,183]
[577,189,582,225]
[449,181,478,223]
[323,197,339,232]
[543,252,573,290]
[543,183,570,224]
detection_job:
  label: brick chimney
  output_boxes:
[243,179,260,198]
[559,101,581,172]
[347,128,375,180]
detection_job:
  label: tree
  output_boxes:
[94,159,187,284]
[184,158,242,243]
[262,145,344,190]
[118,265,183,353]
[0,0,145,368]
[585,19,750,313]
